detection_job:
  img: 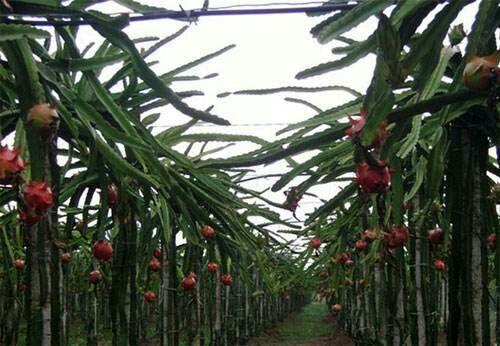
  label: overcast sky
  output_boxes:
[8,1,483,247]
[85,1,380,229]
[78,0,481,246]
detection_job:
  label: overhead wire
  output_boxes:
[151,122,293,127]
[0,2,358,26]
[198,1,342,10]
[0,1,356,16]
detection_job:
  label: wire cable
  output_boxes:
[202,1,341,10]
[0,3,356,26]
[0,1,349,17]
[152,122,292,128]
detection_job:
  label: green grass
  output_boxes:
[275,303,331,343]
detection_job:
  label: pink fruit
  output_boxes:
[88,270,102,284]
[27,103,59,131]
[144,291,156,303]
[23,181,54,212]
[354,239,368,251]
[14,259,25,271]
[201,225,216,240]
[310,237,321,249]
[0,146,26,185]
[182,275,196,291]
[356,162,391,194]
[107,184,118,207]
[434,259,445,272]
[148,258,161,272]
[207,262,218,273]
[92,240,113,262]
[60,253,71,264]
[220,273,233,286]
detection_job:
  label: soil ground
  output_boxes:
[247,303,353,346]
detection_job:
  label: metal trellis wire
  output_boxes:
[0,2,359,26]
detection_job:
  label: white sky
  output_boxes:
[74,1,380,241]
[72,0,484,247]
[5,1,485,248]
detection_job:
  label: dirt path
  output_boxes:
[247,303,353,346]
